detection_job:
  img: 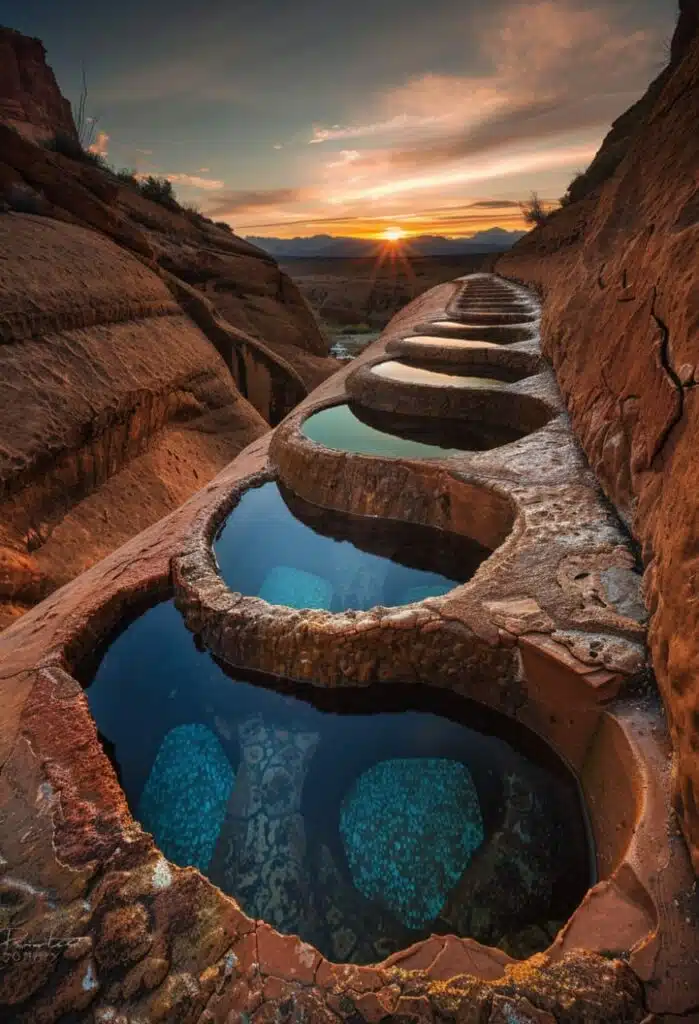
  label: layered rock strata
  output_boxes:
[0,28,337,625]
[0,214,268,627]
[0,27,75,143]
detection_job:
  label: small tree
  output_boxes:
[45,67,104,165]
[181,200,203,218]
[519,191,549,228]
[115,168,139,187]
[137,175,179,209]
[560,170,586,207]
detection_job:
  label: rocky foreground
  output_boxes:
[3,273,694,1024]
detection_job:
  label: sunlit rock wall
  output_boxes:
[497,0,699,870]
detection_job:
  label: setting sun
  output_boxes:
[382,227,405,242]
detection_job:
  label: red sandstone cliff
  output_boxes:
[0,27,336,627]
[0,27,76,143]
[498,0,699,871]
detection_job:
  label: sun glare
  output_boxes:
[382,227,405,242]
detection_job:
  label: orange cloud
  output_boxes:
[309,110,457,144]
[327,140,598,205]
[88,131,110,157]
[310,1,657,171]
[212,2,662,238]
[160,173,225,190]
[325,150,362,169]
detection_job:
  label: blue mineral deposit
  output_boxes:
[137,723,235,873]
[258,565,334,610]
[339,757,484,928]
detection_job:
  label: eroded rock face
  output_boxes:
[0,27,333,391]
[0,30,337,625]
[0,28,75,143]
[0,118,335,398]
[0,214,269,627]
[497,3,699,869]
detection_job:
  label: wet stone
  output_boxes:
[370,359,509,389]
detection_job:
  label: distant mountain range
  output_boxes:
[243,228,526,259]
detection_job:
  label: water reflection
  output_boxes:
[214,481,490,610]
[302,402,525,457]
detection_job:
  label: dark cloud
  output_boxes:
[234,201,524,229]
[204,188,303,217]
[409,210,526,226]
[236,208,526,232]
[353,95,619,176]
[231,213,364,229]
[467,199,523,209]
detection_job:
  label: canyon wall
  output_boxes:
[0,27,335,626]
[497,0,699,870]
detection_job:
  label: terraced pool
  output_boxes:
[85,598,594,964]
[302,402,524,458]
[213,480,489,610]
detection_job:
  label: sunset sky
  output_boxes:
[3,0,674,238]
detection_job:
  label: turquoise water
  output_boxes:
[302,402,462,459]
[213,481,489,610]
[84,599,593,964]
[302,402,524,458]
